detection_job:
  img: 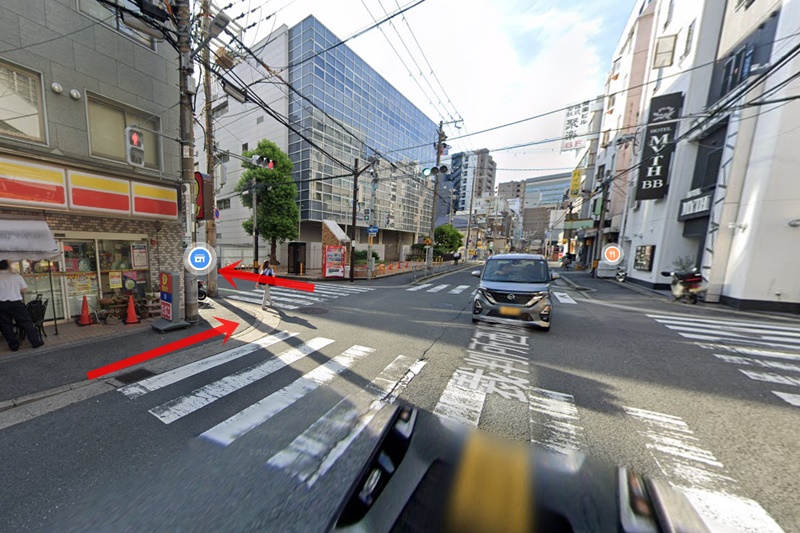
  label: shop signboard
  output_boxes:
[636,92,684,201]
[678,191,713,221]
[66,272,97,294]
[323,245,345,278]
[160,271,174,321]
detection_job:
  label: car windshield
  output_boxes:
[482,259,549,283]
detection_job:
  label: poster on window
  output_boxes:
[131,243,148,268]
[323,245,346,278]
[109,271,122,289]
[66,273,97,294]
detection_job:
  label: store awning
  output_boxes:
[0,220,60,261]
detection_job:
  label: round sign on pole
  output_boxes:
[601,244,623,266]
[424,238,432,246]
[214,207,220,221]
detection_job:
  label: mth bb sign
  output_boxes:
[636,92,684,201]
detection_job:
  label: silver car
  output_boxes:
[471,253,559,331]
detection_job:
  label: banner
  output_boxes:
[560,100,592,152]
[636,92,684,201]
[569,169,582,198]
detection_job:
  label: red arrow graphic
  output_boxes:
[218,260,316,293]
[87,317,239,380]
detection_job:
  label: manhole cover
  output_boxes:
[298,306,329,315]
[431,302,454,308]
[114,368,155,384]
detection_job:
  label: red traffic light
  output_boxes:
[128,128,143,148]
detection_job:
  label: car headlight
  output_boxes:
[478,288,496,304]
[525,292,546,306]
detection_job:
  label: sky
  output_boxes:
[217,0,638,184]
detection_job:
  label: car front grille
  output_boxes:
[487,291,538,303]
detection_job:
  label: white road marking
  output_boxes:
[647,314,800,334]
[713,354,800,373]
[119,331,298,398]
[448,285,470,294]
[228,295,299,310]
[267,356,426,487]
[552,291,576,304]
[529,388,583,454]
[433,376,486,427]
[427,284,449,293]
[661,324,800,346]
[676,333,800,351]
[738,370,800,387]
[149,337,335,424]
[654,318,800,338]
[773,391,800,407]
[694,343,800,363]
[201,345,373,446]
[406,284,432,292]
[625,406,783,532]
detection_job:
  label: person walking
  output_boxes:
[0,259,44,351]
[256,259,274,309]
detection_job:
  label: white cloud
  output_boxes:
[228,0,614,183]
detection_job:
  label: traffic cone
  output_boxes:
[124,295,140,325]
[77,296,93,326]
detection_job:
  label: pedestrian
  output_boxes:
[256,259,274,309]
[0,259,44,351]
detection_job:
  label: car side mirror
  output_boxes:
[471,270,481,277]
[551,272,560,280]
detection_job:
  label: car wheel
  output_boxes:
[472,317,479,323]
[540,325,551,333]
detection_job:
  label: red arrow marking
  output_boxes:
[218,261,315,293]
[86,317,239,380]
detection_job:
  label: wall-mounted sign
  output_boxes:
[636,93,684,201]
[561,101,592,152]
[634,245,656,271]
[569,169,582,198]
[678,191,713,221]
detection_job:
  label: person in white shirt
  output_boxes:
[0,260,43,351]
[256,259,274,309]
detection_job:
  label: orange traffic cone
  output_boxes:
[77,295,93,326]
[124,295,140,325]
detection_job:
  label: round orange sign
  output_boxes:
[601,244,623,265]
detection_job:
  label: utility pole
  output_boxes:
[427,120,446,267]
[592,177,611,277]
[465,173,476,261]
[252,179,258,272]
[177,0,199,323]
[350,158,360,282]
[201,0,218,297]
[367,161,377,280]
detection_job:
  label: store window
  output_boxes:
[63,240,100,317]
[0,60,46,143]
[87,95,161,169]
[78,0,156,49]
[97,239,151,299]
[11,258,66,323]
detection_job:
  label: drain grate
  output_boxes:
[298,306,329,315]
[114,368,156,384]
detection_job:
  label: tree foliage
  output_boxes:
[434,224,463,253]
[235,139,299,262]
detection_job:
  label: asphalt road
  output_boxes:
[0,268,798,532]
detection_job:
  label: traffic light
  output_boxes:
[250,155,274,169]
[364,208,370,222]
[125,126,145,167]
[422,165,448,177]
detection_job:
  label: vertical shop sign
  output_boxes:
[636,92,684,200]
[160,271,174,321]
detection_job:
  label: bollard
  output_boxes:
[300,262,304,276]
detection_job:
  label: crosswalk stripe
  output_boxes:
[713,354,800,373]
[223,287,325,303]
[149,337,335,424]
[529,388,583,454]
[228,295,299,310]
[267,356,426,487]
[407,284,431,292]
[314,284,372,293]
[448,285,470,294]
[655,319,800,339]
[433,376,485,427]
[201,345,374,446]
[773,391,800,407]
[301,287,357,296]
[739,369,800,387]
[427,284,449,293]
[648,314,800,334]
[695,343,800,362]
[552,291,576,304]
[119,331,298,398]
[676,332,800,351]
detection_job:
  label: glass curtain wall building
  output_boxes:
[287,16,438,236]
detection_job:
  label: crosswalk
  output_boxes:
[111,326,785,531]
[221,282,373,310]
[406,283,472,294]
[649,313,800,408]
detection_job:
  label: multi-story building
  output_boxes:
[519,172,572,253]
[0,0,183,322]
[449,148,496,214]
[196,16,439,266]
[497,180,524,200]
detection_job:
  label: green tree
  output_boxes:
[434,224,464,253]
[235,139,299,264]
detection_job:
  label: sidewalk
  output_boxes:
[558,269,800,322]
